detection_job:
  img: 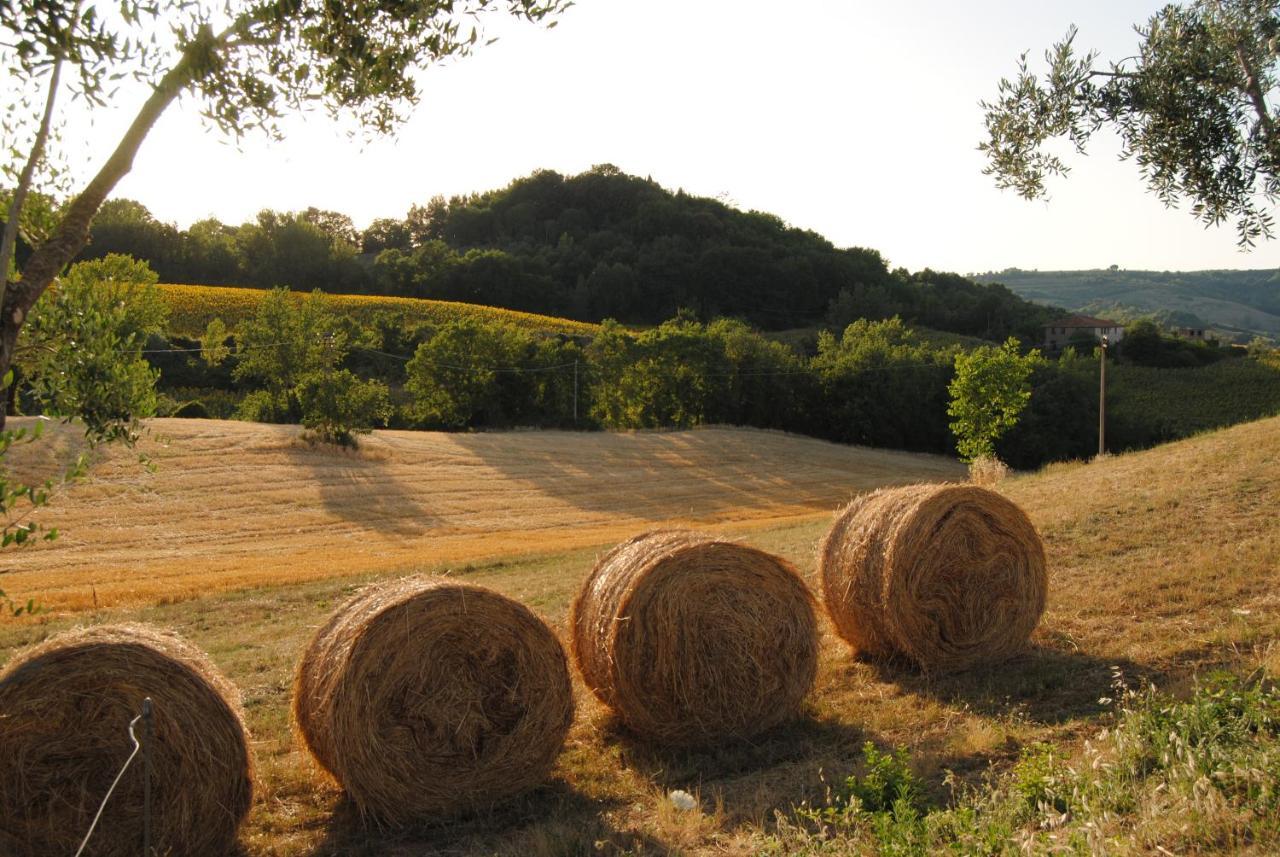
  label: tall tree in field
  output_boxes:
[981,0,1280,247]
[0,0,570,428]
[948,338,1041,462]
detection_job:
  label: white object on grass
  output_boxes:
[668,789,697,811]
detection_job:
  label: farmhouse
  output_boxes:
[1042,314,1125,351]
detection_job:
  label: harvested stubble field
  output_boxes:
[2,416,1279,854]
[0,419,963,612]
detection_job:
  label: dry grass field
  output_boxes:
[0,419,963,612]
[2,416,1279,854]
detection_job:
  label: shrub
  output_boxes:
[295,369,391,445]
[171,400,210,419]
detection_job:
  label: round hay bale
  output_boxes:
[292,578,574,823]
[0,623,254,857]
[820,483,1047,672]
[571,529,818,746]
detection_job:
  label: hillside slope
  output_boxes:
[974,267,1280,340]
[0,419,963,611]
[2,418,1280,855]
[157,283,600,338]
[1004,415,1280,669]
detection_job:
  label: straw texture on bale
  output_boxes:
[820,483,1047,672]
[0,624,254,857]
[293,578,574,823]
[571,529,818,746]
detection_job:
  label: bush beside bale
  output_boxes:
[820,483,1047,672]
[292,578,574,824]
[571,529,818,746]
[0,624,254,857]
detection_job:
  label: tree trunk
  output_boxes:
[0,57,196,429]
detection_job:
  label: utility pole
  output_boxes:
[1098,334,1108,457]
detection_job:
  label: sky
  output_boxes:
[51,0,1280,274]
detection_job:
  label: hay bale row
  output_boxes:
[292,578,574,823]
[819,483,1047,672]
[0,624,253,857]
[0,485,1048,847]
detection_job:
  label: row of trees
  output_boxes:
[14,255,1280,473]
[76,167,1060,341]
[123,283,1100,465]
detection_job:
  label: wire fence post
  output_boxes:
[143,697,153,856]
[572,361,578,426]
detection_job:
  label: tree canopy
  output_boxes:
[981,0,1280,246]
[1,0,570,427]
[73,167,1061,342]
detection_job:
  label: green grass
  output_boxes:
[760,675,1280,855]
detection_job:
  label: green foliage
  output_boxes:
[948,338,1041,461]
[812,318,954,452]
[1119,319,1228,367]
[1107,356,1280,447]
[236,389,291,423]
[981,2,1280,246]
[170,399,210,419]
[200,317,231,367]
[840,743,922,817]
[77,167,1055,342]
[997,348,1097,468]
[231,287,391,444]
[586,315,809,431]
[233,209,365,292]
[18,254,166,444]
[295,369,391,446]
[233,287,346,407]
[764,676,1280,855]
[404,316,579,428]
[0,408,79,549]
[588,315,724,429]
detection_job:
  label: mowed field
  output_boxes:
[3,416,1280,854]
[0,419,964,612]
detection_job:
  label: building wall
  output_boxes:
[1043,325,1125,350]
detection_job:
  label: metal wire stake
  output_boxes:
[73,714,142,857]
[143,697,153,856]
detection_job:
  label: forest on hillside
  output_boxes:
[973,267,1280,342]
[76,165,1057,342]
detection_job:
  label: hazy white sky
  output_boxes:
[60,0,1280,274]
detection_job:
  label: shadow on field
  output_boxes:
[284,443,438,536]
[863,641,1152,725]
[447,429,954,523]
[604,711,872,795]
[306,779,650,857]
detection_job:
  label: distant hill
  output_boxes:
[972,268,1280,342]
[82,166,1056,342]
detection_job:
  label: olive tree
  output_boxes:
[981,0,1280,247]
[0,0,570,427]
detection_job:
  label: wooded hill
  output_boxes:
[80,165,1057,342]
[973,267,1280,342]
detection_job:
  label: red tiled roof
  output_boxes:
[1043,314,1122,328]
